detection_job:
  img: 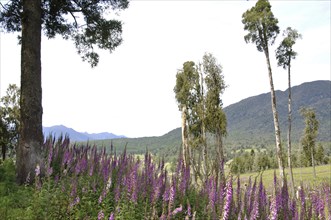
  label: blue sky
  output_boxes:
[0,1,330,137]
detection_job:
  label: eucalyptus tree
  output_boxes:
[0,0,129,184]
[276,27,302,194]
[202,53,227,183]
[300,108,319,179]
[174,61,200,171]
[242,0,286,184]
[0,84,20,161]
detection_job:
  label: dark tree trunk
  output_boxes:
[16,0,43,184]
[2,144,6,161]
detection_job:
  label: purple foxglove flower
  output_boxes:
[108,213,114,220]
[307,203,313,220]
[172,204,183,215]
[186,200,191,217]
[98,195,103,204]
[244,177,252,212]
[169,182,176,206]
[54,174,59,184]
[98,210,104,220]
[236,176,241,208]
[311,192,325,219]
[250,195,259,220]
[71,181,77,197]
[152,178,161,204]
[222,176,233,220]
[299,185,306,219]
[208,177,216,213]
[89,163,94,176]
[75,196,80,204]
[290,199,296,219]
[130,164,138,203]
[268,197,277,220]
[280,179,289,217]
[323,184,331,219]
[69,196,80,208]
[47,167,53,176]
[114,185,121,202]
[48,145,53,166]
[248,177,257,216]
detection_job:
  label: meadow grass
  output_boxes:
[238,164,331,192]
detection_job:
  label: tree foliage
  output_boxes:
[242,0,279,53]
[276,27,302,69]
[300,108,319,167]
[174,53,226,184]
[0,0,129,67]
[203,53,227,136]
[0,84,20,161]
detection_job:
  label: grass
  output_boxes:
[238,164,331,192]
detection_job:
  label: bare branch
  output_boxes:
[68,10,78,28]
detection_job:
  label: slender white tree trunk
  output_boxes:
[287,62,295,195]
[265,50,286,185]
[181,105,189,168]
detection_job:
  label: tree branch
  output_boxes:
[68,10,78,28]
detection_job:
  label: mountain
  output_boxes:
[49,81,330,157]
[42,125,125,142]
[224,80,331,145]
[101,80,330,156]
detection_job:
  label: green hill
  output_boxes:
[89,80,330,157]
[224,80,331,145]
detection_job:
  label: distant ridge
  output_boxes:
[44,80,330,153]
[224,80,331,144]
[42,125,126,142]
[92,80,330,157]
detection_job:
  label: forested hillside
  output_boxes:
[92,80,330,156]
[224,80,331,145]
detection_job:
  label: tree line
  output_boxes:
[229,144,329,175]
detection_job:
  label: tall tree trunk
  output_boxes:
[287,61,295,196]
[200,70,208,183]
[201,122,208,182]
[214,131,224,189]
[190,149,197,185]
[265,49,286,185]
[181,105,189,168]
[16,0,43,184]
[2,144,6,161]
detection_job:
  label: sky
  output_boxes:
[0,1,330,138]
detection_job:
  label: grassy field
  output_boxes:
[238,164,331,192]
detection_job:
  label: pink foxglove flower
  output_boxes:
[222,176,233,220]
[108,213,114,220]
[172,204,183,215]
[98,210,104,220]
